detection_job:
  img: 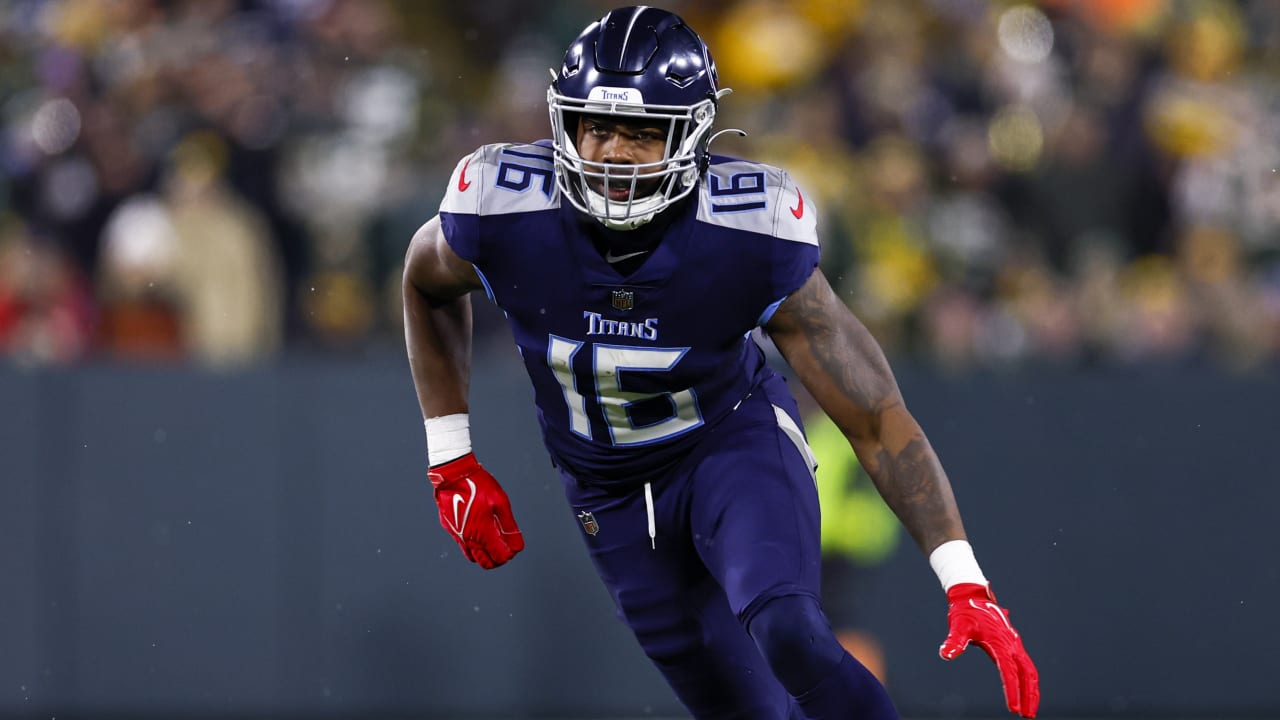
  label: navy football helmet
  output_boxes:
[548,6,725,229]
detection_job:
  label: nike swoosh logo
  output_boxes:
[790,188,805,219]
[972,599,1019,637]
[604,249,649,263]
[457,158,472,192]
[447,479,477,537]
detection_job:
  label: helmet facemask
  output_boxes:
[548,88,716,230]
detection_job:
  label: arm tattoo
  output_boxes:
[787,275,890,414]
[872,437,961,552]
[774,272,964,552]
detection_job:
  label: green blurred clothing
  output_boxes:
[807,412,901,565]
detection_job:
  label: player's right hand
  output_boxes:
[428,453,525,569]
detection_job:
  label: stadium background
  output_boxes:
[1,0,1277,718]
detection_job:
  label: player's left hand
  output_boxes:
[428,453,525,569]
[939,583,1040,718]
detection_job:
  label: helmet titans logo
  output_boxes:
[587,86,645,105]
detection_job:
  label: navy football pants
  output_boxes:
[562,378,899,719]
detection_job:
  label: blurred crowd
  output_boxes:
[1,0,1277,372]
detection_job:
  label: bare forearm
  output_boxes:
[799,322,966,553]
[849,406,965,554]
[767,269,967,556]
[403,278,472,419]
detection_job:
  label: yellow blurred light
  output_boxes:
[796,0,866,39]
[1145,93,1232,158]
[1120,255,1183,313]
[713,0,828,91]
[169,131,230,196]
[1168,0,1244,82]
[47,0,110,50]
[987,106,1044,172]
[862,220,938,315]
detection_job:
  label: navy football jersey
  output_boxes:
[438,141,820,487]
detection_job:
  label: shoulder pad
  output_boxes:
[440,142,559,217]
[695,158,818,246]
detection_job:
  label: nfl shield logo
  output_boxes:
[577,510,600,536]
[611,289,634,311]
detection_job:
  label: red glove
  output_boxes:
[939,583,1041,718]
[428,453,524,569]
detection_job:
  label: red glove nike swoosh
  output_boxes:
[428,453,524,569]
[939,583,1040,718]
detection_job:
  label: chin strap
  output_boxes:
[585,185,664,230]
[600,217,653,231]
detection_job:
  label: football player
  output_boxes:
[403,6,1039,719]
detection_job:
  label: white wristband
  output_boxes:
[425,413,471,467]
[929,539,989,591]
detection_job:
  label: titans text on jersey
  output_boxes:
[438,141,819,486]
[584,312,660,341]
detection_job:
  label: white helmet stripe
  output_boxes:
[618,6,649,65]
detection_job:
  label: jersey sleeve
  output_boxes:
[696,160,822,326]
[765,170,821,312]
[438,149,484,264]
[437,143,559,268]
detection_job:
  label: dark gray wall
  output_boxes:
[1,350,1277,718]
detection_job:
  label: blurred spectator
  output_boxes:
[96,130,284,367]
[0,216,94,363]
[164,131,283,367]
[96,194,184,361]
